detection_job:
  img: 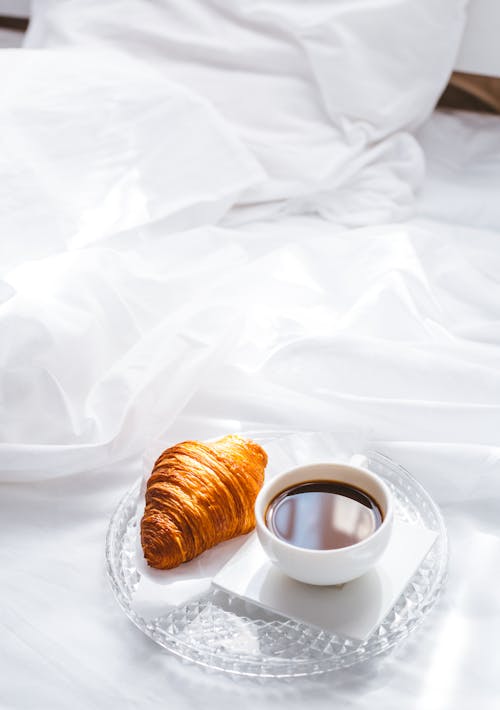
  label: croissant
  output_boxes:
[141,434,268,569]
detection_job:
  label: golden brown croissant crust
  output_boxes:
[141,434,268,569]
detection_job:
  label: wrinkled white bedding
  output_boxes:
[1,1,500,709]
[24,0,466,225]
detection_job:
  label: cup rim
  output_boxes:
[255,461,394,556]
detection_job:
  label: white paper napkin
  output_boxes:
[131,527,251,620]
[131,461,251,619]
[212,519,437,641]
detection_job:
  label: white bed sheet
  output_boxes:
[2,212,500,710]
[1,5,500,710]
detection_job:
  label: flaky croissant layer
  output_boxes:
[141,435,267,569]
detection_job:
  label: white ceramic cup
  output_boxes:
[254,455,394,586]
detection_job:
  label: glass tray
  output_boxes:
[105,431,448,678]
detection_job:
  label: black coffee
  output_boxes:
[265,481,382,550]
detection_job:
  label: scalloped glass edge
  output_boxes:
[105,440,448,678]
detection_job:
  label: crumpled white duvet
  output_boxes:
[1,2,500,709]
[25,0,466,225]
[0,49,263,273]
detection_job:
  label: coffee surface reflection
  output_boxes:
[265,481,382,550]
